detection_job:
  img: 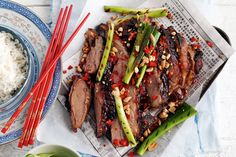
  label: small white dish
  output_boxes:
[25,144,81,157]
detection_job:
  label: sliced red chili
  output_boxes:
[152,95,158,100]
[113,139,120,147]
[151,50,158,59]
[120,139,129,146]
[128,32,137,41]
[106,119,113,126]
[190,37,197,42]
[82,73,89,81]
[206,40,214,48]
[149,61,157,67]
[112,84,119,90]
[120,90,128,99]
[62,70,67,74]
[127,151,135,157]
[67,65,73,70]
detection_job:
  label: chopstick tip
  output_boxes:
[1,127,7,134]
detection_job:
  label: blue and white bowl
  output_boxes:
[0,0,62,144]
[0,25,32,107]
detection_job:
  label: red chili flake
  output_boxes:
[128,32,137,41]
[120,90,129,99]
[113,139,120,147]
[151,50,158,60]
[190,37,197,42]
[206,40,214,48]
[67,65,73,70]
[136,73,140,78]
[127,151,135,157]
[62,70,67,74]
[144,45,154,55]
[112,84,119,89]
[131,78,135,85]
[120,139,129,146]
[71,75,76,81]
[149,61,157,67]
[144,46,150,54]
[152,95,158,100]
[106,119,113,126]
[82,73,89,81]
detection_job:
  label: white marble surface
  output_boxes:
[0,0,236,157]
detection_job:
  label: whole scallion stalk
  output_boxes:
[96,22,115,81]
[104,6,168,18]
[131,25,154,72]
[136,103,197,155]
[112,87,137,147]
[123,23,148,84]
[136,29,161,87]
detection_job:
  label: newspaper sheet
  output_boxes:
[57,0,235,156]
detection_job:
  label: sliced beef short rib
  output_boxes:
[83,36,104,74]
[69,79,91,132]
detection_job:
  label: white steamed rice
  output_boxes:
[0,32,28,103]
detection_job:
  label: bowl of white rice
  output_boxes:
[0,26,31,105]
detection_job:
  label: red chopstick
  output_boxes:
[1,12,91,134]
[22,5,73,146]
[17,6,71,148]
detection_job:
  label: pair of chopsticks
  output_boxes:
[1,5,90,148]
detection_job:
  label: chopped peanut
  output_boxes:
[148,142,158,151]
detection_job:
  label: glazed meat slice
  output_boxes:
[94,83,106,137]
[146,68,168,108]
[113,39,129,59]
[111,118,125,147]
[83,36,104,74]
[111,40,129,83]
[127,86,139,137]
[69,79,91,132]
[159,28,181,94]
[112,60,127,83]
